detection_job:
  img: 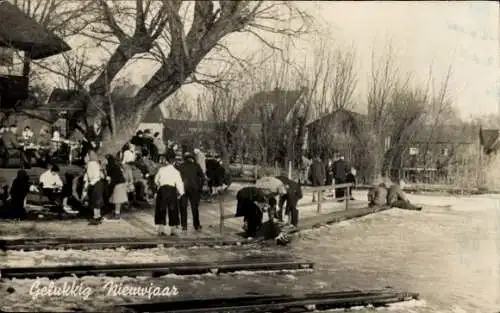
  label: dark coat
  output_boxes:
[7,170,31,219]
[235,187,268,217]
[2,131,19,149]
[178,158,205,191]
[308,159,326,186]
[206,158,225,187]
[275,176,303,200]
[332,159,349,180]
[106,162,126,185]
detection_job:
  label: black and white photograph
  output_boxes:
[0,0,498,312]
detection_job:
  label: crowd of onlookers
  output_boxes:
[0,128,230,228]
[0,124,72,169]
[300,154,357,202]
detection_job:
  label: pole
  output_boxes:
[219,194,224,235]
[316,188,322,213]
[288,161,292,179]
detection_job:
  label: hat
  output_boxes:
[276,232,290,246]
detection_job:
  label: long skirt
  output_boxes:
[110,183,128,204]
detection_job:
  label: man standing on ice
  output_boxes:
[154,154,184,236]
[275,175,303,227]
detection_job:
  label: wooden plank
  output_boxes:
[117,289,419,313]
[0,258,314,279]
[297,206,390,231]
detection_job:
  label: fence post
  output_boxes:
[345,184,350,211]
[317,188,322,213]
[219,195,224,235]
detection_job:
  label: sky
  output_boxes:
[153,1,499,119]
[3,1,498,120]
[296,1,499,119]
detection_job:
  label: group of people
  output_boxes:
[235,175,303,244]
[367,180,422,211]
[304,154,357,202]
[0,124,70,169]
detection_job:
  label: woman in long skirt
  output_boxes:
[105,154,128,219]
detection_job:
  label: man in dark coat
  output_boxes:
[308,156,325,202]
[275,175,303,227]
[235,186,271,238]
[206,157,226,195]
[332,155,350,201]
[177,152,205,231]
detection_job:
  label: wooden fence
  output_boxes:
[217,182,354,235]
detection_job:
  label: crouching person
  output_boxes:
[235,186,271,238]
[154,154,184,236]
[368,183,388,208]
[260,198,296,246]
[387,181,422,211]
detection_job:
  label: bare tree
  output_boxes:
[25,0,312,155]
[12,0,96,77]
[301,38,359,161]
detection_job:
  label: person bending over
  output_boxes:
[235,186,273,238]
[386,181,422,211]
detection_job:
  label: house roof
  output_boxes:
[236,87,307,123]
[410,124,478,144]
[0,1,70,59]
[143,107,165,124]
[306,108,366,141]
[480,128,500,154]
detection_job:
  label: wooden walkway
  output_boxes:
[0,189,370,240]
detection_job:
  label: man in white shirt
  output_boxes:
[154,154,184,236]
[84,150,105,225]
[39,164,64,211]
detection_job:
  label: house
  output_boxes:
[479,128,500,155]
[0,0,70,109]
[305,108,366,159]
[235,87,308,164]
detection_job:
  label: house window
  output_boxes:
[409,147,419,155]
[442,148,449,156]
[384,136,391,150]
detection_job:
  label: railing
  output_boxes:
[217,182,354,235]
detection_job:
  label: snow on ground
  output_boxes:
[1,193,499,312]
[291,194,500,313]
[0,244,291,268]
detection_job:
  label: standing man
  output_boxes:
[84,150,105,225]
[178,152,205,231]
[154,154,184,236]
[308,155,325,202]
[153,132,166,162]
[193,148,207,177]
[275,175,303,227]
[332,155,350,201]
